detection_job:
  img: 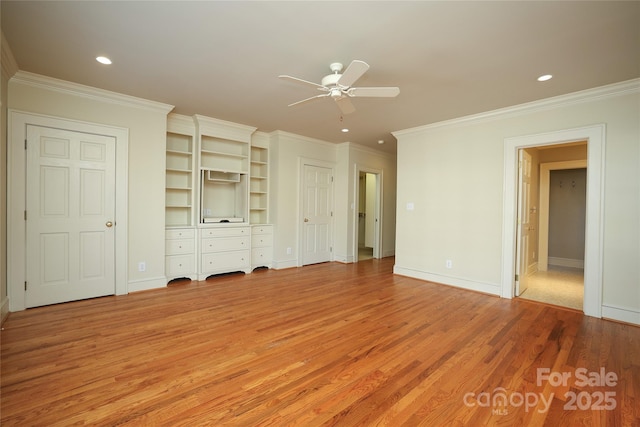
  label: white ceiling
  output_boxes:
[2,1,639,153]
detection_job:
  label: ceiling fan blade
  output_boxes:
[337,60,369,87]
[288,93,329,107]
[347,87,400,98]
[335,96,356,115]
[279,75,327,90]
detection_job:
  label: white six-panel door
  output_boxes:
[26,125,116,307]
[302,165,333,265]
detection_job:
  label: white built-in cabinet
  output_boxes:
[165,115,197,281]
[165,113,272,282]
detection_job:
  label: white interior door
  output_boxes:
[26,125,116,307]
[515,149,532,296]
[302,164,333,265]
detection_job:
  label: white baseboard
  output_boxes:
[1,296,9,324]
[128,276,167,293]
[272,259,298,270]
[548,257,584,269]
[333,254,354,263]
[602,303,640,326]
[527,261,538,276]
[393,265,501,296]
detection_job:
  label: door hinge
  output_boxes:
[330,247,333,253]
[25,139,27,150]
[331,211,333,217]
[25,281,27,291]
[24,210,27,221]
[331,176,334,183]
[515,274,519,282]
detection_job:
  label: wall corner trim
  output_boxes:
[392,78,640,137]
[10,70,175,114]
[1,31,20,77]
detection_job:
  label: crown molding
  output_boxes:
[393,78,640,137]
[10,70,174,114]
[338,141,397,158]
[1,32,19,77]
[269,129,336,148]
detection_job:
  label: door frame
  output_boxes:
[353,165,383,261]
[538,159,588,271]
[8,110,129,311]
[501,124,604,318]
[297,157,335,267]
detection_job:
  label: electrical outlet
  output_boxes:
[204,208,212,216]
[446,259,453,269]
[138,262,146,272]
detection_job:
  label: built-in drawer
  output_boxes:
[251,233,273,248]
[200,226,249,238]
[251,247,273,266]
[166,254,195,276]
[251,225,273,235]
[201,250,250,272]
[201,236,249,253]
[165,238,194,255]
[166,228,195,240]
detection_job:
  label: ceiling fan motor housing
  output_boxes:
[321,73,344,88]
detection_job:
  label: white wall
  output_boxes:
[1,31,19,321]
[393,80,640,324]
[341,143,397,261]
[269,132,396,268]
[7,72,173,305]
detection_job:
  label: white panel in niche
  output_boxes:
[41,166,69,217]
[80,231,104,279]
[80,169,105,216]
[80,141,106,162]
[317,187,329,216]
[305,225,316,251]
[40,136,70,159]
[41,233,69,285]
[317,223,329,250]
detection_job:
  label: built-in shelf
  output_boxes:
[249,141,269,224]
[166,116,196,228]
[165,115,272,283]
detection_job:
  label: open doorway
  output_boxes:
[502,125,604,318]
[355,169,381,261]
[515,142,587,310]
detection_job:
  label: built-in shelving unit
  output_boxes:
[165,115,195,227]
[165,114,272,282]
[249,132,269,225]
[165,114,197,282]
[194,115,256,279]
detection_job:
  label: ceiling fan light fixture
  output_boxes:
[280,60,399,115]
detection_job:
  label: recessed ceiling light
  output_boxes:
[341,128,349,133]
[96,56,112,65]
[537,74,552,82]
[378,140,384,144]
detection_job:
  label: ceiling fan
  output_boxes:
[279,60,400,114]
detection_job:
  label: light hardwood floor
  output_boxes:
[2,258,638,426]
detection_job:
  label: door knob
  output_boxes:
[106,221,113,227]
[304,218,309,222]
